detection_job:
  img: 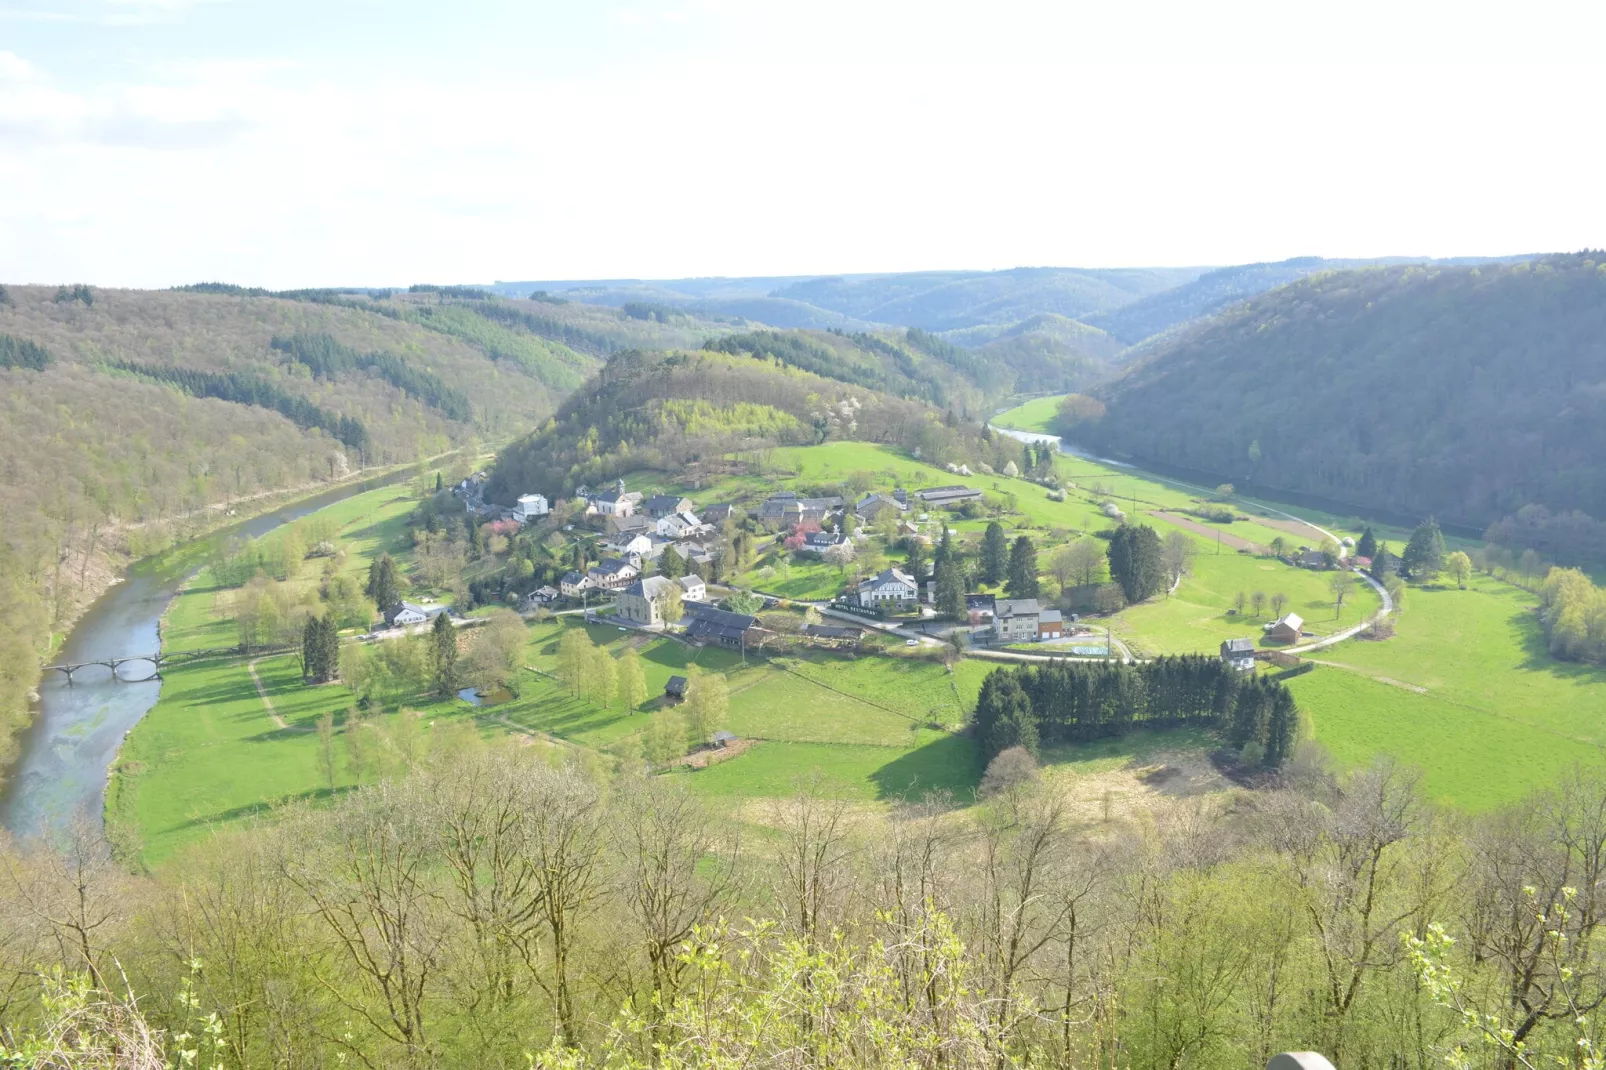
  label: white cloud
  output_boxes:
[0,50,38,82]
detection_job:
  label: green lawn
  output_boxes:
[108,653,476,865]
[1310,576,1606,725]
[1288,668,1603,812]
[676,736,982,802]
[1107,543,1382,657]
[992,396,1062,434]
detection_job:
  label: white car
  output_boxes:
[906,638,919,647]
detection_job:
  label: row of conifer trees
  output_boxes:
[973,655,1297,767]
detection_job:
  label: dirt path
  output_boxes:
[247,659,289,730]
[1152,512,1266,553]
[1253,515,1333,543]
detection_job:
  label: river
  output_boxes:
[0,472,414,841]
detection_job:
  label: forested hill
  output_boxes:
[0,283,722,779]
[699,323,1119,417]
[1082,255,1606,548]
[487,347,1024,502]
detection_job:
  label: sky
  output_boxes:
[1,0,1604,289]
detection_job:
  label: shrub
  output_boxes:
[979,745,1039,797]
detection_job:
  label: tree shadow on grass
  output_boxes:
[168,783,361,833]
[869,734,981,803]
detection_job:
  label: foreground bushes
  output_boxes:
[5,745,1606,1068]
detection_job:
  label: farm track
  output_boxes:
[1151,512,1266,553]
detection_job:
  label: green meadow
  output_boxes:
[107,437,1606,869]
[992,395,1062,433]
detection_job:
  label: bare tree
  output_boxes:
[1462,767,1606,1052]
[611,775,739,1031]
[1161,531,1197,592]
[773,785,855,949]
[2,819,125,991]
[281,779,445,1067]
[526,763,608,1046]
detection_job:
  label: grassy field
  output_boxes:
[1283,575,1606,809]
[110,435,1606,868]
[1107,544,1382,656]
[992,396,1062,434]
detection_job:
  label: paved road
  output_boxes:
[1284,567,1394,655]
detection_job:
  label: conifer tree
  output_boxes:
[980,521,1008,586]
[935,558,964,618]
[1356,526,1378,560]
[367,553,399,613]
[430,610,458,696]
[1107,524,1165,603]
[1402,518,1447,581]
[658,545,686,579]
[1006,536,1039,598]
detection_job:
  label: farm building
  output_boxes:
[1265,613,1305,644]
[682,604,759,648]
[915,485,984,507]
[1038,609,1064,640]
[665,675,687,700]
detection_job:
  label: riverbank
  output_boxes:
[0,449,481,802]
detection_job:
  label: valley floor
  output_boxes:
[106,433,1606,867]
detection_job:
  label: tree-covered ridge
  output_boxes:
[0,284,559,442]
[767,266,1202,331]
[704,324,1116,415]
[487,348,1022,501]
[270,332,471,422]
[705,328,981,411]
[1085,254,1606,540]
[109,360,372,453]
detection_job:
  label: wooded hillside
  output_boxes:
[0,284,653,780]
[1083,255,1606,541]
[487,347,1024,502]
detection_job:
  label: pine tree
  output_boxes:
[1263,687,1296,767]
[976,672,1038,759]
[367,553,399,614]
[430,611,458,696]
[935,558,964,618]
[302,616,325,683]
[1356,526,1378,560]
[1006,536,1039,598]
[980,522,1007,586]
[435,472,443,493]
[659,545,686,579]
[1107,524,1165,603]
[1401,518,1447,581]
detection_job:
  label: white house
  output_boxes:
[656,511,705,539]
[383,601,447,628]
[515,493,550,522]
[856,568,919,610]
[992,599,1041,642]
[608,533,654,558]
[677,574,706,603]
